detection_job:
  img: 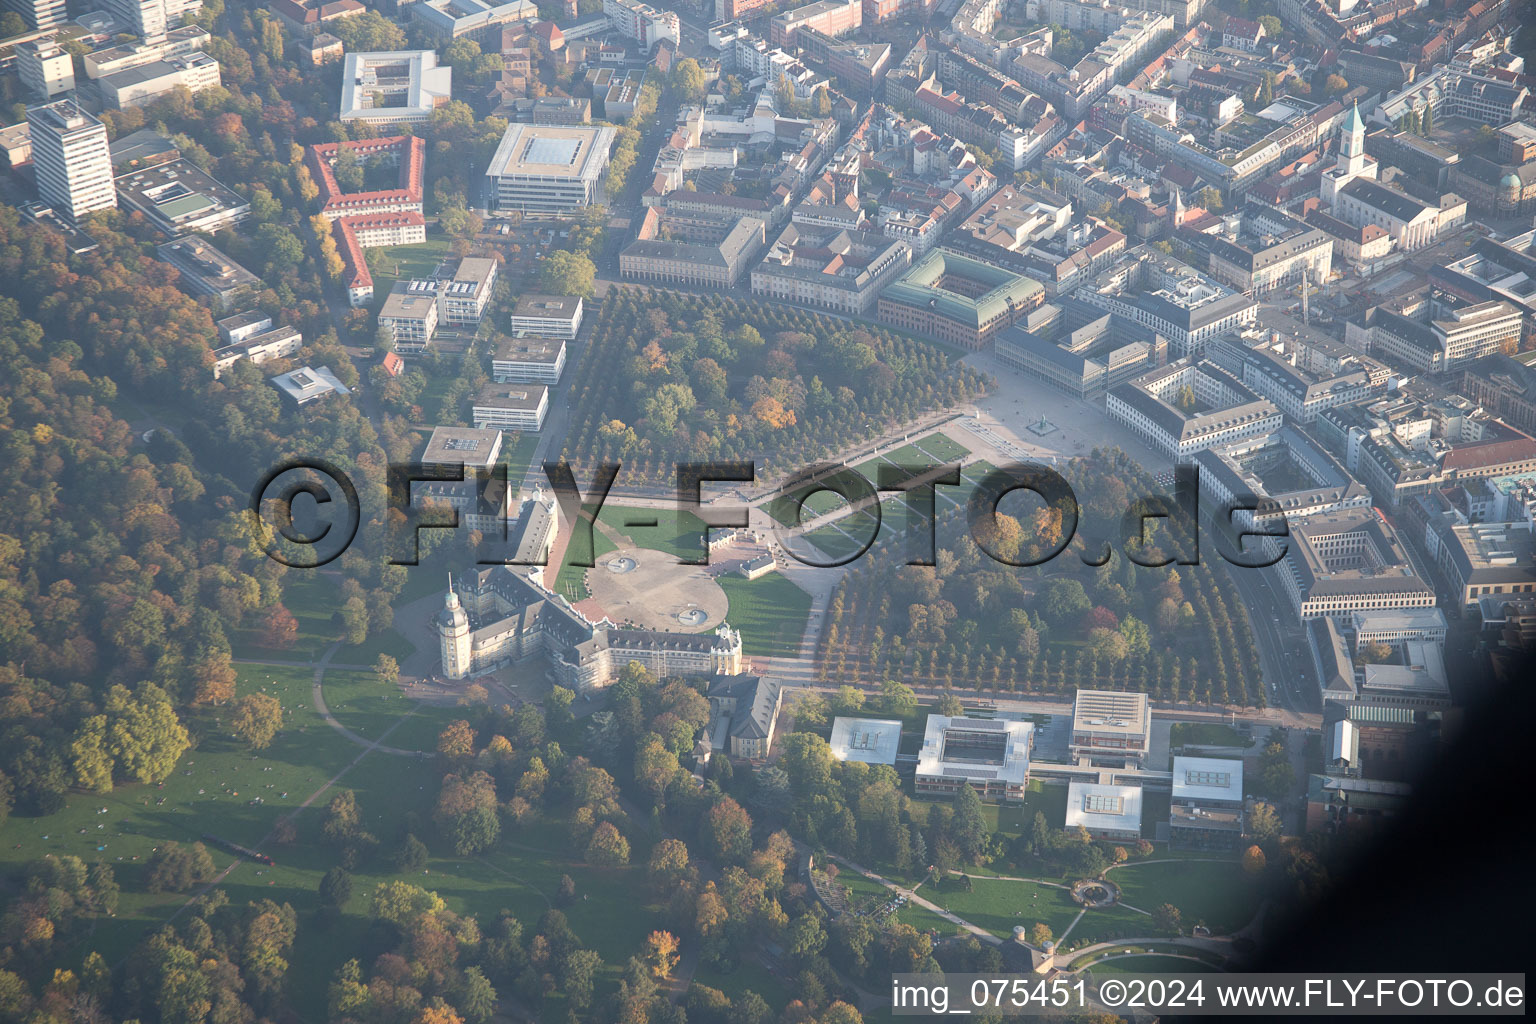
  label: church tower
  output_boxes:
[440,575,472,680]
[1322,102,1377,208]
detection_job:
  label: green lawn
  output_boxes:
[912,432,970,461]
[1106,859,1259,934]
[1169,722,1255,748]
[553,525,618,602]
[232,572,342,662]
[693,955,787,1014]
[343,627,416,666]
[503,430,543,489]
[365,237,455,313]
[1082,952,1222,974]
[717,573,813,658]
[598,504,708,561]
[835,868,952,935]
[922,877,1082,942]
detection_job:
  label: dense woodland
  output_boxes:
[560,290,990,490]
[815,449,1266,706]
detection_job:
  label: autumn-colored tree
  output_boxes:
[374,653,399,686]
[641,930,680,978]
[261,604,299,649]
[701,795,753,864]
[1152,903,1182,934]
[191,652,237,706]
[438,720,476,760]
[585,821,630,866]
[1029,922,1052,947]
[1242,844,1267,874]
[647,838,691,892]
[232,693,283,750]
[414,1004,464,1024]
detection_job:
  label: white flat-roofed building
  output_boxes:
[212,325,302,379]
[473,381,549,431]
[377,280,441,353]
[1350,609,1448,651]
[156,237,258,309]
[340,50,452,125]
[28,99,115,224]
[216,311,273,345]
[0,123,32,169]
[415,426,511,531]
[603,0,679,48]
[114,157,250,236]
[412,0,536,44]
[421,425,504,469]
[1065,782,1143,840]
[484,123,615,212]
[914,715,1033,801]
[829,717,902,765]
[436,257,498,326]
[98,52,221,110]
[16,40,76,100]
[270,364,350,405]
[1069,689,1150,766]
[492,336,567,384]
[509,294,583,338]
[1171,756,1244,806]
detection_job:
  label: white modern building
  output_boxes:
[603,0,679,48]
[508,294,583,338]
[212,325,302,379]
[473,382,550,431]
[1168,755,1244,850]
[1064,782,1143,840]
[4,0,68,30]
[27,99,116,225]
[1069,689,1151,767]
[104,0,204,39]
[97,51,221,110]
[15,40,76,101]
[914,715,1033,801]
[339,51,453,126]
[828,717,903,765]
[484,123,615,212]
[492,337,567,384]
[377,281,442,353]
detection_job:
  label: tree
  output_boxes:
[1198,186,1224,212]
[319,866,353,914]
[1039,578,1091,626]
[438,720,476,759]
[1242,844,1267,874]
[641,930,681,977]
[1323,74,1349,97]
[702,796,753,864]
[538,250,596,297]
[374,653,400,685]
[951,784,988,863]
[585,821,631,866]
[453,805,501,855]
[261,604,299,649]
[393,833,430,873]
[935,692,965,717]
[672,57,706,101]
[145,841,216,892]
[647,838,691,891]
[1029,922,1052,946]
[1152,903,1182,934]
[1247,801,1282,843]
[106,685,189,784]
[458,966,497,1024]
[1258,14,1283,37]
[232,693,283,750]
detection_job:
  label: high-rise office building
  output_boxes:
[2,0,68,30]
[15,40,77,101]
[27,99,116,224]
[102,0,202,40]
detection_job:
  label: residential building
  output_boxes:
[27,99,115,224]
[339,51,453,126]
[270,365,350,405]
[484,123,615,212]
[377,281,442,353]
[15,40,75,101]
[877,248,1045,350]
[212,325,302,379]
[492,336,567,384]
[97,51,221,109]
[473,382,549,431]
[508,295,583,339]
[1069,689,1150,767]
[750,224,912,315]
[103,0,203,39]
[706,674,783,759]
[914,715,1033,801]
[1065,782,1143,840]
[603,0,678,49]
